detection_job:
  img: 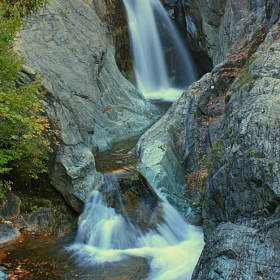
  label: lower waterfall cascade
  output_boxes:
[68,170,204,280]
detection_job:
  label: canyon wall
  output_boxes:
[157,0,280,278]
[14,0,162,212]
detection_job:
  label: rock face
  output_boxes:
[192,31,280,279]
[136,95,202,225]
[125,0,280,278]
[162,0,279,68]
[0,192,21,219]
[0,191,74,241]
[193,222,280,279]
[163,0,280,278]
[14,0,162,212]
[0,224,20,249]
[87,0,135,83]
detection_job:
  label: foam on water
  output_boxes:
[141,87,185,102]
[69,0,203,276]
[68,190,204,280]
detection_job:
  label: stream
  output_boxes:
[2,136,203,280]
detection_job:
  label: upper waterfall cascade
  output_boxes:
[123,0,197,101]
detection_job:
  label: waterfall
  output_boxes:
[68,1,204,278]
[123,0,197,101]
[69,170,204,280]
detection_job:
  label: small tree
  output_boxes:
[0,0,51,197]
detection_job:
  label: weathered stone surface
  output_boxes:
[24,207,54,234]
[18,207,73,237]
[14,0,162,212]
[0,224,20,249]
[136,94,201,225]
[88,0,135,83]
[186,21,280,280]
[192,222,280,279]
[0,191,21,220]
[203,36,280,238]
[22,207,73,237]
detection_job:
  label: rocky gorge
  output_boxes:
[1,0,280,279]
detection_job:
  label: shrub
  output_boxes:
[0,0,51,197]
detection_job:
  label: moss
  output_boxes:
[235,55,259,92]
[212,138,223,159]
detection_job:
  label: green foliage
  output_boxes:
[0,180,12,198]
[30,205,38,212]
[0,0,52,195]
[236,55,259,92]
[45,198,52,207]
[201,155,214,173]
[248,148,255,157]
[0,0,49,18]
[212,138,223,159]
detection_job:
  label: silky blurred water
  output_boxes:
[69,1,203,276]
[123,0,197,101]
[69,176,204,280]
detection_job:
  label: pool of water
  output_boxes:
[2,234,150,279]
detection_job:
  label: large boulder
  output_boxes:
[101,170,162,231]
[0,191,21,220]
[0,224,20,249]
[14,0,162,212]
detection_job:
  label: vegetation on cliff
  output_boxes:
[0,0,50,197]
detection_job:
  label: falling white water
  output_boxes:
[69,173,204,280]
[68,1,204,277]
[123,0,197,101]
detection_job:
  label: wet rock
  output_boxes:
[83,257,150,280]
[136,95,202,225]
[101,170,162,231]
[0,224,20,249]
